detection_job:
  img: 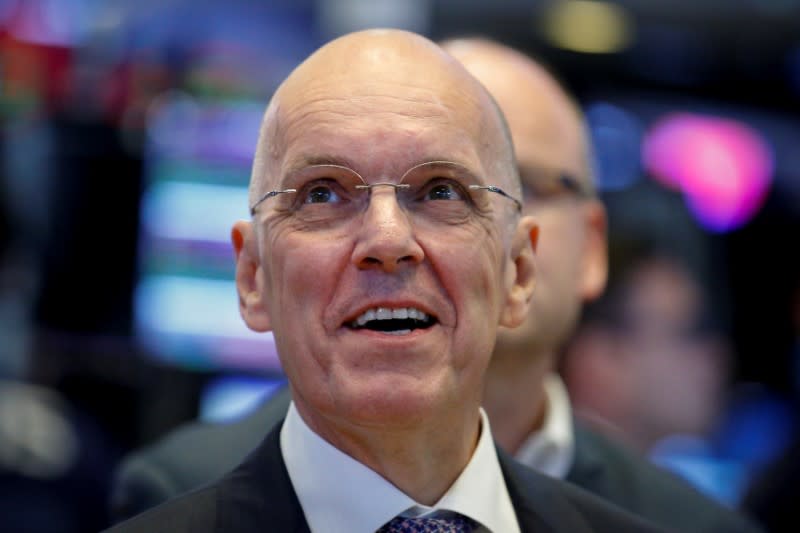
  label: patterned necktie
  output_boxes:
[377,514,478,532]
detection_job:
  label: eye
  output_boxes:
[522,180,557,200]
[521,173,585,202]
[301,180,342,204]
[423,179,465,201]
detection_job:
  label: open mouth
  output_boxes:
[348,307,437,335]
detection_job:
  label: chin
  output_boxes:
[334,378,447,427]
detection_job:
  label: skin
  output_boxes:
[231,30,538,504]
[441,39,608,454]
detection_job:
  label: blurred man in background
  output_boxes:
[439,38,606,477]
[111,36,762,532]
[443,37,758,532]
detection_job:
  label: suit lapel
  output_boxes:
[498,448,595,533]
[215,422,311,533]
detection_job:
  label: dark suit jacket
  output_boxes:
[567,424,763,533]
[110,387,762,532]
[106,419,667,532]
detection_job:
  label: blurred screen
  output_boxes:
[199,374,286,423]
[134,94,281,372]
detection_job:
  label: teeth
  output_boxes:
[356,309,376,326]
[351,306,430,327]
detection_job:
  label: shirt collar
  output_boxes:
[280,402,520,533]
[513,373,575,478]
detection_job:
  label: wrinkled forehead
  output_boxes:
[275,87,488,180]
[272,81,489,176]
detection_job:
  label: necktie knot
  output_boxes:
[377,514,477,532]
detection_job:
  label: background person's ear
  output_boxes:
[500,216,538,328]
[231,220,272,332]
[581,200,608,301]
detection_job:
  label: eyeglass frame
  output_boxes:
[249,160,523,217]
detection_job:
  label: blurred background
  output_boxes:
[0,0,797,531]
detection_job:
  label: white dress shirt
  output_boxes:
[280,403,520,533]
[513,373,576,479]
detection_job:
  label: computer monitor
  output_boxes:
[134,94,281,373]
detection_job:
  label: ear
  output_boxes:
[580,199,608,301]
[499,215,538,328]
[231,220,272,332]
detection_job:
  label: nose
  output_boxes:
[351,186,424,272]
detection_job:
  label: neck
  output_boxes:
[295,399,481,506]
[483,345,553,455]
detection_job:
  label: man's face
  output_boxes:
[498,117,601,356]
[234,45,535,431]
[622,260,729,439]
[455,48,607,358]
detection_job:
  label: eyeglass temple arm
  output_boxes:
[469,185,523,212]
[249,189,298,216]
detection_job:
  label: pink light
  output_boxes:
[642,113,774,232]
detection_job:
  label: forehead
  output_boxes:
[273,81,488,180]
[456,48,589,186]
[499,80,586,181]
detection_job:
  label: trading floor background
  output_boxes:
[0,1,797,531]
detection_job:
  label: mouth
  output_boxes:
[347,306,438,336]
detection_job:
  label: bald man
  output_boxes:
[106,30,664,533]
[443,39,762,533]
[440,38,606,466]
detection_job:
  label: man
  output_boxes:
[439,38,607,473]
[106,29,664,532]
[443,40,761,533]
[110,37,761,532]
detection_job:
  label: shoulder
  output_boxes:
[569,423,763,532]
[110,386,292,521]
[103,485,218,533]
[108,422,308,533]
[498,449,670,533]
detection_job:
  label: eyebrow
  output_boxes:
[284,154,360,176]
[517,164,594,197]
[517,163,561,181]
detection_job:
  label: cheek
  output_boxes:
[428,227,506,357]
[265,235,353,395]
[536,215,585,282]
[264,232,347,336]
[448,227,503,297]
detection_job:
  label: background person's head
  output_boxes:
[562,245,731,452]
[441,38,607,364]
[232,30,537,439]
